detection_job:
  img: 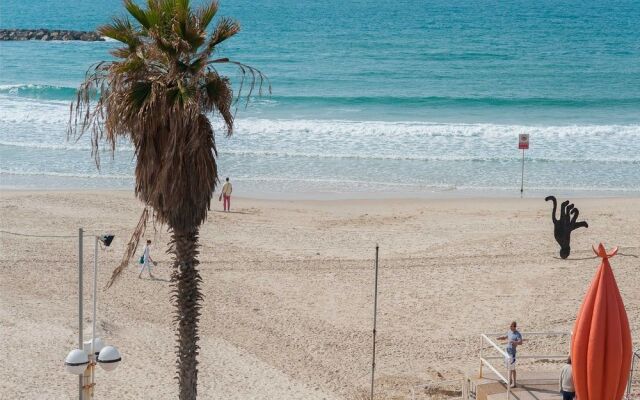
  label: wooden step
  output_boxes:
[487,386,562,400]
[466,370,563,400]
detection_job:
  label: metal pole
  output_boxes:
[520,149,525,198]
[479,335,483,378]
[627,349,639,399]
[370,245,379,400]
[90,235,99,398]
[92,236,98,355]
[78,228,83,400]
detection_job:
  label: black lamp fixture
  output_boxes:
[99,234,115,247]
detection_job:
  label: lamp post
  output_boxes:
[64,232,121,399]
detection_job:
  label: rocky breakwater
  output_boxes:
[0,29,104,41]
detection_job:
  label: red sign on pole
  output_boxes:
[518,134,529,197]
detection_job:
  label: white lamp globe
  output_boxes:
[65,349,89,375]
[83,337,105,356]
[97,346,121,371]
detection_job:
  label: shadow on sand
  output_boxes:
[140,276,171,282]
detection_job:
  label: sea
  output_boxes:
[1,0,639,198]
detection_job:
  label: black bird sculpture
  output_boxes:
[545,196,589,259]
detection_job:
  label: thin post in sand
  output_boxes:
[520,148,525,198]
[370,244,380,400]
[78,228,83,400]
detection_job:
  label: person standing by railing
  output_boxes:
[559,357,575,400]
[498,321,523,388]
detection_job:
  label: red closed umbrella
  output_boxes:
[571,244,632,400]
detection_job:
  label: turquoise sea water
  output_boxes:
[1,0,639,196]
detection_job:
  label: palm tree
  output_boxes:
[69,1,267,398]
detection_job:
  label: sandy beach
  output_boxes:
[1,191,638,399]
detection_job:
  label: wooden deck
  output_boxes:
[467,371,562,400]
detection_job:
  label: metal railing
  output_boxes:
[627,349,640,400]
[408,335,636,400]
[479,331,571,399]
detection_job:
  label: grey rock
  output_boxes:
[0,28,105,41]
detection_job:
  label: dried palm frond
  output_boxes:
[105,207,149,288]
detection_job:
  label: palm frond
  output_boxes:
[129,81,153,108]
[159,0,180,29]
[197,1,219,29]
[202,17,239,56]
[124,0,151,29]
[68,62,110,167]
[177,82,197,106]
[143,0,162,30]
[202,72,233,133]
[99,17,141,49]
[188,56,207,73]
[112,56,144,74]
[173,15,205,52]
[111,47,133,59]
[106,207,149,288]
[176,0,191,18]
[208,58,271,106]
[150,29,179,57]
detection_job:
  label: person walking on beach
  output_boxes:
[138,239,156,279]
[219,177,232,212]
[498,321,523,388]
[559,357,575,400]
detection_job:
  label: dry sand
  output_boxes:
[1,191,638,399]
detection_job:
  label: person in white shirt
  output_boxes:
[138,239,156,279]
[219,177,233,212]
[559,357,575,400]
[497,321,524,388]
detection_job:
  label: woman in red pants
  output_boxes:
[219,177,232,211]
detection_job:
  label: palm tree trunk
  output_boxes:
[170,227,202,400]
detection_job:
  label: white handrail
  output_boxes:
[484,331,569,336]
[481,333,508,358]
[480,357,509,384]
[483,355,568,360]
[480,334,512,399]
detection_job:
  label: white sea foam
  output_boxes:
[233,175,428,187]
[0,140,134,152]
[234,118,640,139]
[221,149,640,164]
[2,140,637,163]
[1,109,639,163]
[0,169,132,179]
[0,83,61,90]
[1,96,638,138]
[2,98,639,192]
